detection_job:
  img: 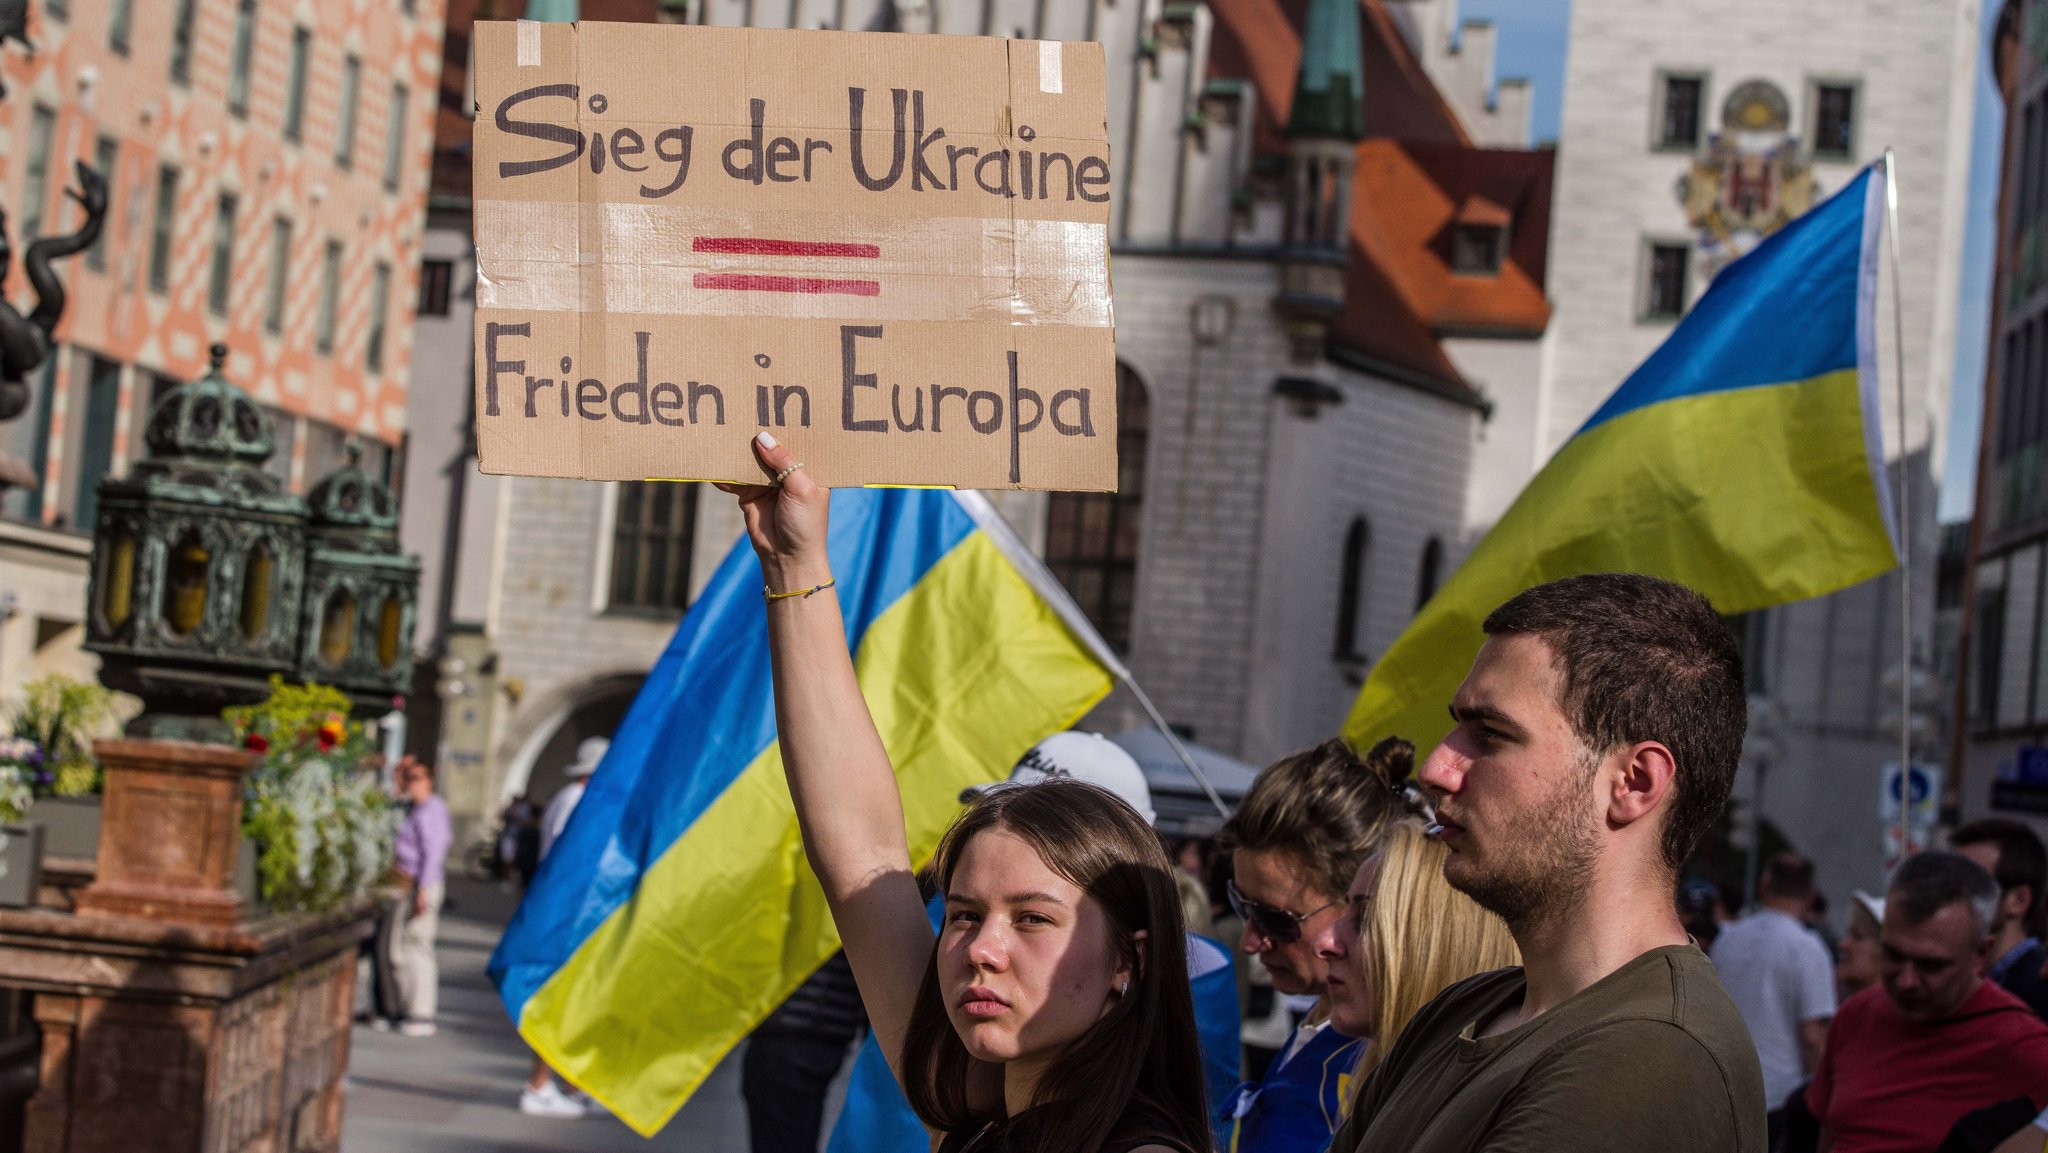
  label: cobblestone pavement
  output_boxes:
[340,877,788,1153]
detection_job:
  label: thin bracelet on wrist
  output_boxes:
[764,577,836,602]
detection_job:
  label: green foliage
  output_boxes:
[11,674,119,797]
[228,675,398,912]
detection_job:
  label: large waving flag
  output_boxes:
[489,488,1114,1135]
[1346,165,1897,753]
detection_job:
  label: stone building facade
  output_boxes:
[1543,0,1979,896]
[0,0,442,703]
[1959,2,2048,830]
[403,0,1557,838]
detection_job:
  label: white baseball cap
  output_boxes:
[566,736,610,780]
[961,731,1157,828]
[1851,889,1884,925]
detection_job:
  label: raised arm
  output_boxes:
[718,433,934,1082]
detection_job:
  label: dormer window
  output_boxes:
[1450,194,1511,276]
[1451,224,1506,275]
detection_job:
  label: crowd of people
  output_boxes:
[492,431,2048,1153]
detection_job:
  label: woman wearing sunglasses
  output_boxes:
[720,434,1210,1153]
[1213,738,1402,1153]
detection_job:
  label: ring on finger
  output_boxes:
[771,461,805,486]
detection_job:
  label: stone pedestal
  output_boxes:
[0,900,374,1153]
[0,738,378,1153]
[73,741,255,928]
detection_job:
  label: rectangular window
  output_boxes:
[336,55,362,168]
[108,0,134,54]
[1642,242,1690,320]
[1656,73,1705,151]
[366,261,391,373]
[73,356,122,529]
[317,240,343,354]
[1812,82,1857,160]
[21,105,56,241]
[608,482,701,614]
[264,217,292,333]
[1450,224,1506,275]
[227,0,257,115]
[208,194,237,317]
[283,27,312,141]
[149,165,179,294]
[2026,103,2041,226]
[85,135,118,272]
[384,83,410,191]
[418,259,454,316]
[169,0,198,83]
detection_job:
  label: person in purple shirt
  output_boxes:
[391,755,453,1037]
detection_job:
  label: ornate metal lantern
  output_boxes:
[299,443,418,699]
[84,345,420,733]
[85,346,307,731]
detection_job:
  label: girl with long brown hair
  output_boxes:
[719,434,1210,1153]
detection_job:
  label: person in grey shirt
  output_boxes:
[1710,852,1836,1134]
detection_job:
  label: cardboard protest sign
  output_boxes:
[471,20,1117,490]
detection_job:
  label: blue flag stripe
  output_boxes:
[1579,167,1872,436]
[490,489,978,1018]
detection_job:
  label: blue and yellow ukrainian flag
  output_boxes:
[1346,165,1897,753]
[489,488,1114,1135]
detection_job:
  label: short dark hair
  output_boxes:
[1217,738,1402,902]
[1888,850,2000,938]
[1762,852,1816,901]
[1952,818,2048,937]
[1482,573,1747,873]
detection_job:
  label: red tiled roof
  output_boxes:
[1206,0,1553,394]
[1207,0,1468,156]
[1341,140,1553,347]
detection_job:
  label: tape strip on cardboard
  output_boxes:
[474,201,1112,326]
[1040,41,1063,94]
[517,19,541,66]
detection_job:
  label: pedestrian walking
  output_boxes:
[720,433,1211,1153]
[520,738,609,1118]
[1952,819,2048,1017]
[1334,574,1766,1152]
[1312,808,1520,1086]
[390,754,452,1038]
[1710,852,1837,1138]
[1806,851,2048,1152]
[1214,737,1400,1153]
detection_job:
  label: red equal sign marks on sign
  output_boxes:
[692,236,882,296]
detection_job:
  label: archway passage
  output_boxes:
[515,677,644,813]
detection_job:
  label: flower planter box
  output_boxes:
[0,823,40,908]
[34,795,100,863]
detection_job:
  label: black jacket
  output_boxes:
[754,951,867,1044]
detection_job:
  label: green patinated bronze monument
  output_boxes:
[82,344,418,737]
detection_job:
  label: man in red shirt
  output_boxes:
[1808,851,2048,1152]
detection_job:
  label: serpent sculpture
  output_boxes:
[0,160,106,420]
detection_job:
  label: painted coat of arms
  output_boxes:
[1676,79,1817,275]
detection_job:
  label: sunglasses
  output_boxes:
[1226,878,1340,946]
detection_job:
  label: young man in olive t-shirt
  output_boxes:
[1335,575,1766,1152]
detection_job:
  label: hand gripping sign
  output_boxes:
[471,20,1118,491]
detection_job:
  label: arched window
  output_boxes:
[1046,364,1148,652]
[1335,516,1369,660]
[1416,536,1444,612]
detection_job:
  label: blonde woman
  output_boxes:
[1313,817,1520,1091]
